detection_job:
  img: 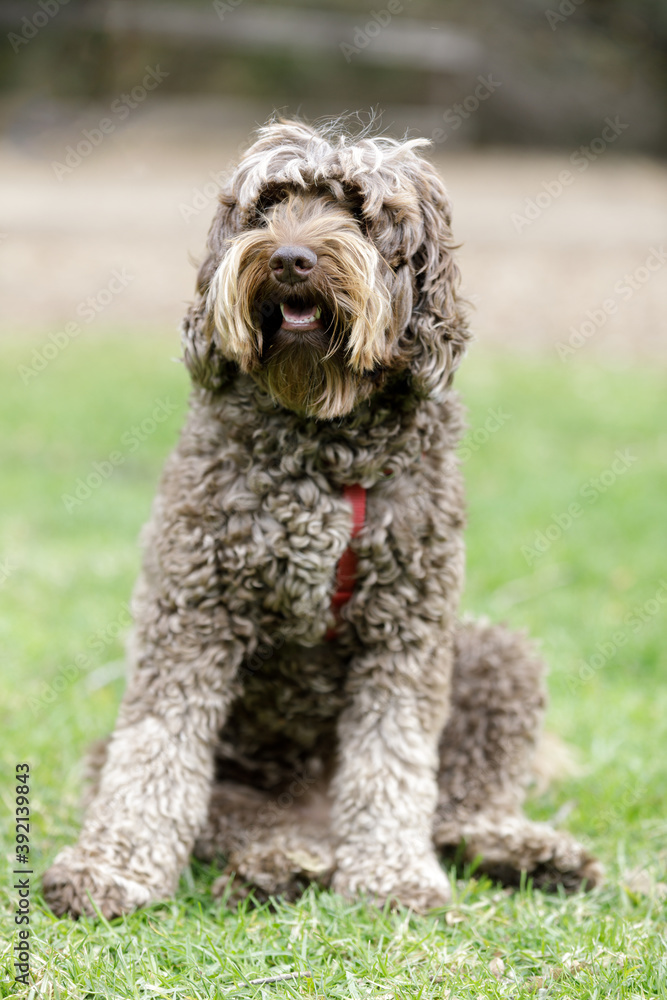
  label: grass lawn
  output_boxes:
[1,331,666,999]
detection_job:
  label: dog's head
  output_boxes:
[183,119,469,419]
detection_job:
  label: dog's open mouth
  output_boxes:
[258,296,333,344]
[279,301,323,333]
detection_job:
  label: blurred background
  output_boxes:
[0,0,666,354]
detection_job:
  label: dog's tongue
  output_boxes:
[280,302,321,324]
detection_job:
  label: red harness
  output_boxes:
[326,483,366,639]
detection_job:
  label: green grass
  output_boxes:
[1,331,666,998]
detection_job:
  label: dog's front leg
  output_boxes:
[42,598,240,919]
[331,640,454,913]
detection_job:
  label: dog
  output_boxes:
[43,119,601,918]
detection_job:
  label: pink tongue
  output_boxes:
[282,303,315,322]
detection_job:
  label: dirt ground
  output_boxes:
[1,98,666,362]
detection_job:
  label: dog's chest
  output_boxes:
[216,470,353,642]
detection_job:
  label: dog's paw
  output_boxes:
[528,837,605,893]
[462,818,605,894]
[42,847,153,919]
[332,852,452,913]
[213,840,335,907]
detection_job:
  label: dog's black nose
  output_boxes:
[269,245,317,284]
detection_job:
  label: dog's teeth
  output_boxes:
[279,302,321,325]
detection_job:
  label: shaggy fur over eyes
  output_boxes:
[207,193,393,418]
[183,120,468,410]
[43,118,601,920]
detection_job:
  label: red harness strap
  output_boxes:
[326,483,366,639]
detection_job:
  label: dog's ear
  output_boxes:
[181,194,241,391]
[402,160,470,400]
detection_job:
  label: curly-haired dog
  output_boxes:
[43,120,601,918]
